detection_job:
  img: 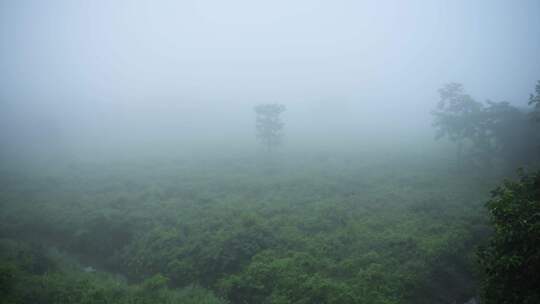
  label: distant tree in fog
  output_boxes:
[529,80,540,122]
[432,83,485,168]
[528,81,540,154]
[254,103,286,151]
[432,82,540,169]
[483,100,538,167]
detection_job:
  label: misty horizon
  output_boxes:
[1,0,539,162]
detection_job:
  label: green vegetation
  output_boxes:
[1,83,538,303]
[478,170,540,304]
[0,151,495,304]
[433,83,539,170]
[475,81,540,304]
[0,239,225,304]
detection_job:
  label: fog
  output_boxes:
[1,0,539,162]
[2,2,540,303]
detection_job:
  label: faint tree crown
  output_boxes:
[254,103,286,151]
[529,80,540,122]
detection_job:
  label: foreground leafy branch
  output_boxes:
[478,170,540,304]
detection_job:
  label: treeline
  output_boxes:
[432,81,540,170]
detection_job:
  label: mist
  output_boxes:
[1,1,540,304]
[1,0,539,161]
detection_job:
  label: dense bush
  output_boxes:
[0,153,495,303]
[478,170,540,304]
[0,239,226,304]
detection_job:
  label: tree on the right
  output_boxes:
[432,82,540,170]
[431,83,485,168]
[478,81,540,303]
[478,169,540,304]
[529,80,540,122]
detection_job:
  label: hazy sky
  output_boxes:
[1,0,539,156]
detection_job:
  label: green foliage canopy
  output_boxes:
[432,82,540,168]
[478,170,540,304]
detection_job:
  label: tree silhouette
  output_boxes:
[529,80,540,122]
[254,103,286,151]
[432,83,485,168]
[432,82,540,169]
